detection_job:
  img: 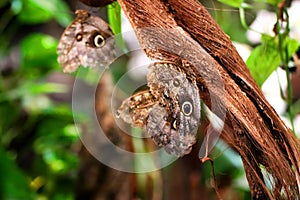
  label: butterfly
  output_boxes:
[57,9,116,73]
[117,62,201,157]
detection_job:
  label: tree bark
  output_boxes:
[118,0,300,199]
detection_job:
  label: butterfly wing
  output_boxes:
[117,62,201,157]
[57,10,115,73]
[57,16,82,73]
[147,62,201,156]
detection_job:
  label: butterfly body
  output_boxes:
[57,9,115,73]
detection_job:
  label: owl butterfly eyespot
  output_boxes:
[57,9,116,73]
[182,100,193,116]
[93,34,105,47]
[117,62,201,157]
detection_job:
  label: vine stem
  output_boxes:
[276,6,295,133]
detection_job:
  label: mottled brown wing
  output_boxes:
[147,62,201,156]
[117,62,201,157]
[57,10,116,73]
[117,89,157,127]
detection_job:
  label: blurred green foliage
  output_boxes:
[20,33,60,76]
[16,0,72,26]
[0,0,80,199]
[0,147,35,199]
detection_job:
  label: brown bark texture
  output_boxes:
[117,0,300,199]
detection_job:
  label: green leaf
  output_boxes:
[18,0,52,23]
[0,147,36,199]
[20,33,59,76]
[18,0,72,26]
[21,82,67,96]
[246,34,299,87]
[246,34,281,87]
[108,2,127,51]
[285,38,299,62]
[108,2,121,35]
